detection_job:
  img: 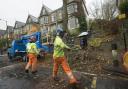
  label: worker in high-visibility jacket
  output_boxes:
[25,36,39,74]
[53,28,77,84]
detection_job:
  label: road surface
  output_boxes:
[0,55,128,89]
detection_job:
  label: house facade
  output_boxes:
[3,0,87,44]
[13,21,25,39]
[0,29,6,39]
[39,0,87,44]
[38,5,52,44]
[13,15,40,39]
[23,15,40,35]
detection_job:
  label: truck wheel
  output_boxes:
[7,53,13,62]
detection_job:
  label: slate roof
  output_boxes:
[30,15,38,23]
[14,21,25,29]
[26,15,38,24]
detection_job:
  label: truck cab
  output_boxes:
[7,40,26,61]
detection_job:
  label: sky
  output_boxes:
[0,0,94,30]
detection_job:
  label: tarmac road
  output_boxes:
[0,54,11,68]
[0,55,128,89]
[0,54,18,68]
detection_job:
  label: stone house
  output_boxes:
[23,14,40,35]
[0,29,6,39]
[38,0,88,44]
[13,21,25,39]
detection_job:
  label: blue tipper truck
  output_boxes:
[7,32,52,61]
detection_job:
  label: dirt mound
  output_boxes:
[66,47,111,74]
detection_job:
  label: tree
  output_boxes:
[62,0,68,33]
[102,0,117,20]
[77,0,87,32]
[89,0,103,19]
[89,0,117,20]
[119,1,128,15]
[0,38,7,49]
[78,16,87,32]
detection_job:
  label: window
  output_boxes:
[57,10,62,20]
[45,17,49,23]
[15,29,18,34]
[67,5,74,14]
[68,17,79,29]
[40,16,49,24]
[74,3,77,12]
[67,3,77,14]
[15,41,24,45]
[51,13,56,22]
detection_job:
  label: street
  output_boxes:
[0,54,127,89]
[0,54,14,68]
[0,0,128,88]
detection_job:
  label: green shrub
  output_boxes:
[88,38,102,47]
[119,1,128,15]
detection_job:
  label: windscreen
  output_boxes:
[14,40,26,51]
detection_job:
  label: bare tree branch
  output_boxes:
[89,0,117,20]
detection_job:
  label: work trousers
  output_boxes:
[53,56,77,84]
[25,53,37,72]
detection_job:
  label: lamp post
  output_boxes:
[0,19,8,48]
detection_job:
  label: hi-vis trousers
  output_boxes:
[53,56,77,84]
[25,53,37,72]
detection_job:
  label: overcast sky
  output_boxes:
[0,0,94,30]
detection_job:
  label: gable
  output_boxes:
[40,5,52,16]
[26,15,38,24]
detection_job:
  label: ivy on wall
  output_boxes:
[78,16,87,33]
